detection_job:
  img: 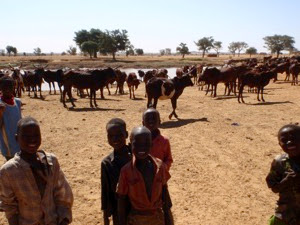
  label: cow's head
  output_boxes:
[9,63,23,78]
[180,75,194,87]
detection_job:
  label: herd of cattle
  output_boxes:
[0,55,300,119]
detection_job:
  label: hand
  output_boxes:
[59,218,69,225]
[281,171,298,185]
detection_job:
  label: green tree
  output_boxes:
[81,41,99,58]
[135,48,144,56]
[228,42,239,56]
[67,46,77,55]
[74,30,91,48]
[263,35,295,58]
[6,46,16,56]
[246,47,257,58]
[195,37,214,57]
[126,44,135,56]
[213,41,222,57]
[176,43,189,58]
[98,29,130,60]
[33,47,42,56]
[236,42,248,57]
[0,50,5,56]
[160,49,165,56]
[12,47,17,56]
[165,48,171,55]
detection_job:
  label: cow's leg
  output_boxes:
[62,89,67,107]
[213,84,218,97]
[257,87,261,101]
[100,87,105,99]
[58,84,63,102]
[68,88,75,107]
[147,95,153,108]
[115,85,118,95]
[39,85,44,100]
[48,83,51,94]
[153,98,158,108]
[129,86,132,99]
[238,85,243,103]
[224,84,228,95]
[169,98,178,120]
[90,89,94,108]
[261,87,265,102]
[133,88,135,99]
[106,84,111,95]
[205,84,210,95]
[94,90,98,107]
[53,82,56,94]
[34,86,38,98]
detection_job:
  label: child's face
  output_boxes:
[131,133,152,160]
[16,124,41,154]
[1,82,14,98]
[143,111,160,132]
[107,124,128,150]
[278,127,300,158]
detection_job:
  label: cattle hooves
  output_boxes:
[168,115,172,120]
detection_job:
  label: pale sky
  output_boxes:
[1,0,299,54]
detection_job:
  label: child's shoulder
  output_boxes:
[101,152,114,165]
[270,153,289,169]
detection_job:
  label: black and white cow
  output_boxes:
[146,75,193,119]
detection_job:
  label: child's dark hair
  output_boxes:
[142,108,160,121]
[17,117,39,135]
[106,118,126,131]
[278,124,300,136]
[0,76,15,89]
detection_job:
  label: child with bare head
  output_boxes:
[266,124,300,225]
[117,126,173,225]
[142,108,173,170]
[101,118,132,225]
[0,75,22,160]
[0,116,73,225]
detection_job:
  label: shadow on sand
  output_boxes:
[249,101,293,106]
[160,117,209,129]
[68,107,126,112]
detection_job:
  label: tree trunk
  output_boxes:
[276,51,280,58]
[249,54,252,58]
[89,53,92,59]
[202,50,205,58]
[112,52,116,61]
[182,54,185,58]
[93,51,97,58]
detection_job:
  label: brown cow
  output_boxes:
[290,63,300,85]
[126,73,140,99]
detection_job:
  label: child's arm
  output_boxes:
[162,185,174,225]
[0,103,5,121]
[101,162,110,225]
[266,158,296,193]
[0,169,19,225]
[164,139,173,170]
[117,195,129,225]
[53,157,73,225]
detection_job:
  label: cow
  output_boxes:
[176,68,183,78]
[114,70,127,94]
[9,64,24,98]
[42,69,64,95]
[198,67,222,97]
[137,70,145,80]
[276,62,290,81]
[289,63,300,85]
[238,70,277,103]
[146,75,193,119]
[22,68,44,99]
[126,73,140,99]
[62,67,116,108]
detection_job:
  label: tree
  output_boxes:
[236,42,248,57]
[6,46,16,56]
[135,48,144,56]
[159,49,165,56]
[176,43,189,58]
[0,50,5,56]
[11,47,17,56]
[195,37,214,57]
[228,42,239,56]
[74,29,102,58]
[213,41,222,57]
[263,35,295,58]
[98,29,130,60]
[126,44,135,56]
[33,47,42,56]
[67,46,77,55]
[246,47,257,58]
[165,48,171,55]
[81,41,99,58]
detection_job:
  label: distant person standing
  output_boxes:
[0,76,22,160]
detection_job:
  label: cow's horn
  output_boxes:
[8,63,14,69]
[44,64,49,69]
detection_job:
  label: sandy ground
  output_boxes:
[0,73,299,225]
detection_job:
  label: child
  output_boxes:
[117,126,173,225]
[0,116,73,225]
[0,76,22,160]
[101,118,132,225]
[266,124,300,225]
[142,108,173,170]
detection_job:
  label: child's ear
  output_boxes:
[142,121,145,126]
[125,131,129,139]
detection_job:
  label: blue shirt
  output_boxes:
[0,98,22,157]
